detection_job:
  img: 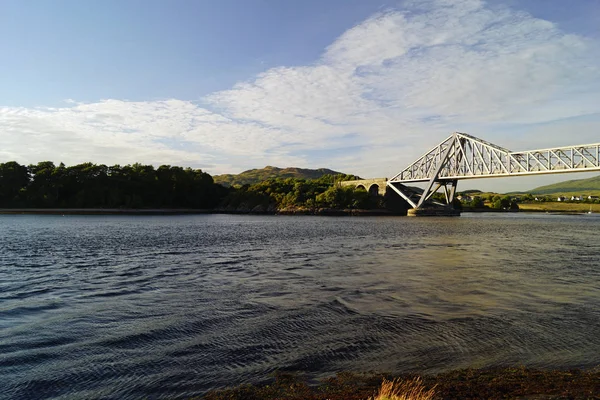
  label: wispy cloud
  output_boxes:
[1,0,599,189]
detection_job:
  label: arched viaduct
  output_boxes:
[339,178,388,196]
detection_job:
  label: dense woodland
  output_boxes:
[0,161,226,209]
[0,161,376,211]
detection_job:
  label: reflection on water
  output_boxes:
[1,213,599,399]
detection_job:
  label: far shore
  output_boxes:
[0,208,396,216]
[0,208,212,215]
[1,203,597,216]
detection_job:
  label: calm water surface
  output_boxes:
[1,213,599,399]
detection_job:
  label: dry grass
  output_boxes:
[369,378,436,400]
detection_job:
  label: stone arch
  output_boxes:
[356,184,366,191]
[368,184,379,197]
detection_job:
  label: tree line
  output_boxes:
[0,161,226,209]
[0,161,377,211]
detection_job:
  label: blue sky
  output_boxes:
[1,0,599,191]
[1,0,384,106]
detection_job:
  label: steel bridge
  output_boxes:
[387,132,600,210]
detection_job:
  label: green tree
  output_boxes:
[0,160,226,209]
[0,162,30,207]
[491,195,519,210]
[315,186,369,209]
[469,196,484,208]
[27,161,59,207]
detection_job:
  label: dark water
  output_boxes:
[1,213,599,399]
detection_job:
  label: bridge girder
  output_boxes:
[388,132,600,209]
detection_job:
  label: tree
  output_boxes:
[27,161,58,207]
[491,195,519,210]
[0,160,227,209]
[469,196,484,208]
[316,186,369,209]
[0,162,30,207]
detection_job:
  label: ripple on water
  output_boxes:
[0,213,599,399]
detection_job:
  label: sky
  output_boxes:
[1,0,599,192]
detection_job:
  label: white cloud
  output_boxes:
[0,99,311,171]
[1,0,599,190]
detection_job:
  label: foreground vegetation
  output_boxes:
[201,367,600,400]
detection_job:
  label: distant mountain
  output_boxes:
[213,166,358,187]
[528,174,600,195]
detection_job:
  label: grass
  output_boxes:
[369,378,436,400]
[470,199,599,213]
[528,174,600,194]
[534,190,600,197]
[518,202,600,213]
[200,367,600,400]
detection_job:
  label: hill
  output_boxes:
[213,166,358,187]
[528,174,600,195]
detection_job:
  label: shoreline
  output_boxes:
[0,208,214,215]
[0,208,213,215]
[202,366,600,399]
[0,208,397,216]
[0,207,594,216]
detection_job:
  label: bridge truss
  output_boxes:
[387,132,600,209]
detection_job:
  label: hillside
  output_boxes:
[213,166,358,187]
[528,174,600,195]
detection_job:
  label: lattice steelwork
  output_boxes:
[387,132,600,209]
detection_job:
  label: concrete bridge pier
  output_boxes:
[341,178,460,216]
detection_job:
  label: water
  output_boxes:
[1,213,599,399]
